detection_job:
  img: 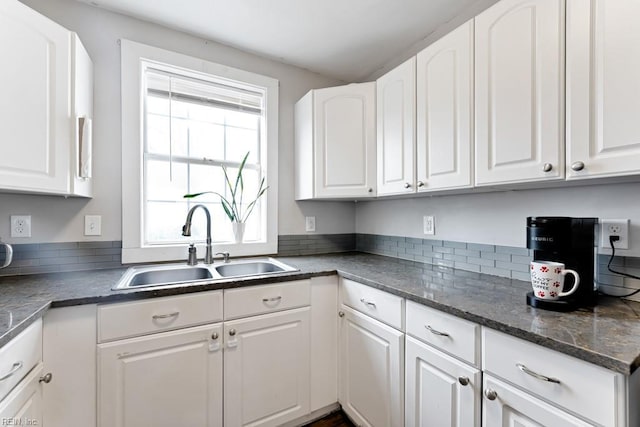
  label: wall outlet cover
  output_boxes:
[11,215,31,238]
[600,219,630,250]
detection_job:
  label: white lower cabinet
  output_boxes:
[482,374,591,426]
[98,323,223,427]
[405,336,480,427]
[223,307,310,427]
[339,305,404,427]
[0,364,44,426]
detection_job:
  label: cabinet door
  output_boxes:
[224,307,310,427]
[566,0,640,179]
[377,58,416,196]
[0,0,72,194]
[339,305,404,427]
[0,364,43,427]
[405,336,480,427]
[475,0,565,185]
[483,375,592,426]
[98,323,223,427]
[314,82,376,198]
[416,20,473,192]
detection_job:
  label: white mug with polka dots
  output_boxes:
[530,261,580,300]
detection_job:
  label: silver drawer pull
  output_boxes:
[0,361,23,381]
[360,298,376,308]
[152,311,180,320]
[262,296,282,303]
[425,325,450,337]
[516,363,560,384]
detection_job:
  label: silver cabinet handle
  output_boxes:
[367,188,373,193]
[338,311,345,317]
[543,163,553,172]
[458,376,470,386]
[229,329,236,336]
[425,325,450,337]
[39,373,53,384]
[404,182,411,189]
[484,388,498,400]
[417,181,425,188]
[571,161,585,171]
[0,361,22,381]
[516,363,560,384]
[262,296,282,303]
[360,298,376,308]
[152,311,180,320]
[211,332,219,340]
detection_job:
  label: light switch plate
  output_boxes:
[84,215,102,236]
[305,216,316,232]
[423,216,435,235]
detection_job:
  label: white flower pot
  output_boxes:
[232,222,245,243]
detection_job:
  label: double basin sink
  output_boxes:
[113,258,298,290]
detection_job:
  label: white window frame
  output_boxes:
[121,40,279,263]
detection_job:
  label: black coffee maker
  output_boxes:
[526,217,598,311]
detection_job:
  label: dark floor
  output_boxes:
[305,410,355,427]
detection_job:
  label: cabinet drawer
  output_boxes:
[224,280,310,320]
[483,328,623,426]
[406,300,480,366]
[98,291,223,342]
[340,278,404,330]
[0,319,42,403]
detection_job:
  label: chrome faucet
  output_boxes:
[182,205,213,264]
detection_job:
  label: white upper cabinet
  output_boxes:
[295,82,376,199]
[0,0,93,197]
[566,0,640,180]
[475,0,565,186]
[377,58,416,196]
[416,20,474,192]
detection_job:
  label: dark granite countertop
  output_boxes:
[2,252,640,375]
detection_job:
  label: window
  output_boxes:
[121,40,279,263]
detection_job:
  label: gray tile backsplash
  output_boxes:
[0,241,123,277]
[277,234,356,256]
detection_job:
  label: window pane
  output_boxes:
[188,164,226,204]
[146,114,170,155]
[145,160,188,201]
[226,127,259,163]
[145,201,192,244]
[189,121,224,160]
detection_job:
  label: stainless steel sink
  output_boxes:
[113,258,298,290]
[214,258,297,278]
[113,265,214,290]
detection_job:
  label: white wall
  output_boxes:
[0,0,354,244]
[356,182,640,256]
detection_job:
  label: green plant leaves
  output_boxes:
[183,151,267,224]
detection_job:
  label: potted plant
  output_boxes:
[184,152,267,243]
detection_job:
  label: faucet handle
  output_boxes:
[215,252,230,263]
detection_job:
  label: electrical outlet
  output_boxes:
[423,215,435,235]
[84,215,102,236]
[10,215,31,238]
[305,216,316,232]
[600,219,629,250]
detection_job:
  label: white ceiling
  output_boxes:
[78,0,478,81]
